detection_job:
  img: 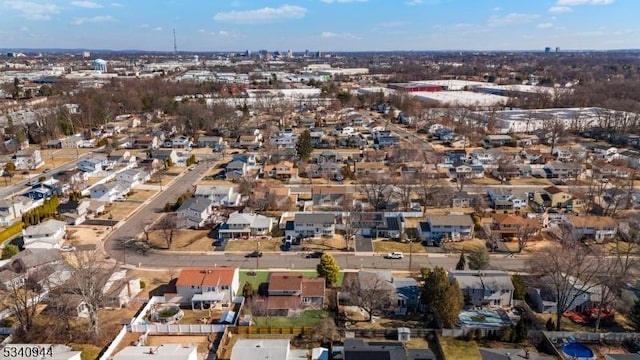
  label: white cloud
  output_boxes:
[71,1,103,8]
[488,13,540,27]
[139,24,149,28]
[213,5,306,24]
[537,22,554,29]
[549,6,572,13]
[405,0,422,5]
[210,30,241,39]
[71,15,115,25]
[556,0,613,5]
[110,2,123,7]
[321,31,361,40]
[153,27,162,31]
[19,26,29,32]
[2,1,60,20]
[320,0,367,3]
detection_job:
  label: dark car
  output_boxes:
[244,251,263,258]
[305,251,324,259]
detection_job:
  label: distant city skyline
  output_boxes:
[1,0,638,52]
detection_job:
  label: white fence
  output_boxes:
[130,324,227,334]
[97,325,128,360]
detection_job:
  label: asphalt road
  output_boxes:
[0,152,91,199]
[385,122,434,152]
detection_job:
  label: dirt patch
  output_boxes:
[126,189,158,202]
[126,269,177,299]
[373,240,427,253]
[99,202,140,221]
[147,229,212,251]
[225,239,281,252]
[66,225,111,246]
[442,238,486,252]
[303,236,346,251]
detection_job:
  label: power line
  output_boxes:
[173,28,178,59]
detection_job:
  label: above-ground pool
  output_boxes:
[562,342,595,360]
[457,310,513,328]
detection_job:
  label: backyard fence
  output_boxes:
[96,325,128,360]
[231,326,313,335]
[129,324,227,334]
[343,328,435,339]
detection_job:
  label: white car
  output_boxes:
[60,245,76,252]
[385,252,404,259]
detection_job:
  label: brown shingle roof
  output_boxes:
[568,216,617,228]
[301,278,325,297]
[544,186,565,195]
[268,273,303,292]
[492,213,527,226]
[176,267,237,287]
[267,295,302,310]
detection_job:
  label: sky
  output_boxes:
[1,0,639,52]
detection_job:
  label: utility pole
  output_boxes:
[173,28,178,60]
[256,241,260,269]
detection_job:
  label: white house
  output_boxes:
[61,135,83,149]
[0,196,41,226]
[114,344,198,360]
[194,185,240,207]
[116,169,150,188]
[567,215,617,242]
[419,215,474,244]
[175,267,240,308]
[22,219,67,249]
[176,198,215,228]
[286,212,336,239]
[13,149,44,170]
[90,182,130,202]
[218,212,275,239]
[78,154,110,173]
[165,135,192,149]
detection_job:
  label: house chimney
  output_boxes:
[525,350,530,359]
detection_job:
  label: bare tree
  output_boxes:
[395,173,417,212]
[342,272,394,322]
[526,234,602,330]
[6,278,40,334]
[541,117,566,153]
[416,171,451,209]
[515,221,539,253]
[309,318,340,345]
[358,175,396,211]
[66,251,118,338]
[157,215,178,249]
[494,154,519,183]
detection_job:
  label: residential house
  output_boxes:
[308,162,342,179]
[60,135,83,149]
[57,200,90,225]
[552,148,573,162]
[24,184,54,201]
[225,160,248,181]
[354,161,386,178]
[452,191,475,208]
[487,189,529,210]
[263,160,297,179]
[419,215,474,244]
[231,339,311,360]
[150,149,178,165]
[314,150,343,164]
[590,145,618,162]
[449,270,514,308]
[53,169,89,191]
[470,149,496,167]
[90,182,130,202]
[567,215,617,242]
[269,131,297,149]
[114,344,197,360]
[236,134,260,149]
[534,186,573,208]
[355,212,404,239]
[285,212,336,239]
[197,136,225,150]
[194,185,240,207]
[483,135,513,148]
[218,212,275,239]
[490,213,540,240]
[132,135,159,150]
[175,267,240,308]
[101,270,142,308]
[0,268,26,290]
[107,150,135,166]
[391,276,420,314]
[479,348,555,360]
[166,135,191,149]
[0,196,40,226]
[22,219,67,250]
[312,185,351,209]
[176,198,215,229]
[116,169,150,188]
[78,154,110,173]
[543,161,581,178]
[341,339,436,360]
[266,273,325,315]
[13,149,44,170]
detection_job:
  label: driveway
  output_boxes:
[354,234,373,252]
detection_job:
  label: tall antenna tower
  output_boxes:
[173,28,178,59]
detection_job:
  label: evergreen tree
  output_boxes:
[317,253,340,287]
[296,130,313,162]
[545,318,556,331]
[421,267,463,328]
[513,318,528,343]
[456,251,466,270]
[511,274,526,300]
[467,246,491,270]
[1,244,19,260]
[242,281,254,298]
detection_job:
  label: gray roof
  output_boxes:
[604,355,640,360]
[177,198,212,213]
[480,348,555,360]
[195,185,233,196]
[230,339,290,360]
[8,248,62,269]
[449,270,515,292]
[23,219,66,237]
[294,212,335,225]
[429,215,474,227]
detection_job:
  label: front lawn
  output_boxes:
[373,240,427,254]
[224,239,281,252]
[253,310,331,327]
[438,337,481,360]
[239,270,344,290]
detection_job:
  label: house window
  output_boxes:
[302,297,311,304]
[221,285,229,290]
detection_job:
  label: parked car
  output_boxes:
[282,242,292,251]
[60,245,76,252]
[385,252,404,259]
[305,251,324,259]
[244,251,263,258]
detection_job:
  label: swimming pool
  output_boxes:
[457,310,512,328]
[562,342,595,360]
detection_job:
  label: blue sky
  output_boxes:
[1,0,638,51]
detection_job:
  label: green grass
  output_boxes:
[70,343,102,360]
[254,310,331,327]
[239,270,344,289]
[438,337,481,360]
[373,240,427,254]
